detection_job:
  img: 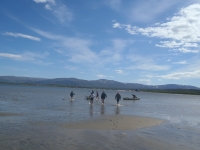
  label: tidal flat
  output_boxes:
[0,84,200,150]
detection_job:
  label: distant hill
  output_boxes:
[0,76,45,83]
[0,76,199,90]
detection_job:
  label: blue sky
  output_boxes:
[1,0,200,87]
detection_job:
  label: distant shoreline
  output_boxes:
[1,82,200,95]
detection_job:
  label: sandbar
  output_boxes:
[62,115,164,130]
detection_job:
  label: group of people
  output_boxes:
[89,90,108,105]
[70,90,122,105]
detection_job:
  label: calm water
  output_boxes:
[0,84,200,150]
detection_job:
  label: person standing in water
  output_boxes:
[115,92,121,105]
[70,91,75,101]
[101,91,107,105]
[89,91,95,105]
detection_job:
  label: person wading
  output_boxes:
[89,91,95,105]
[70,91,75,101]
[101,91,107,105]
[115,92,121,105]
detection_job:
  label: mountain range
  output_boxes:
[0,76,199,90]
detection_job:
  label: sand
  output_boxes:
[62,114,164,130]
[0,112,164,130]
[1,113,196,150]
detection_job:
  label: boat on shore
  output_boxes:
[123,97,140,100]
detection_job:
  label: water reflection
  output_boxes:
[115,106,120,114]
[100,105,105,115]
[69,100,74,110]
[89,105,93,116]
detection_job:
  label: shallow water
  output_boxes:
[0,84,200,150]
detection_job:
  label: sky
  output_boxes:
[0,0,200,87]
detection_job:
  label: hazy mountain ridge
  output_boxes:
[0,76,199,90]
[0,76,45,83]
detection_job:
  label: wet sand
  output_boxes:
[1,113,196,150]
[1,112,198,150]
[0,113,168,150]
[62,114,164,130]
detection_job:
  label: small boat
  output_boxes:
[123,97,140,100]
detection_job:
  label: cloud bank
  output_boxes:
[153,70,200,80]
[113,4,200,53]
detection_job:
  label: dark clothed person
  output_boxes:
[132,94,137,98]
[101,91,107,105]
[70,91,75,100]
[115,92,121,105]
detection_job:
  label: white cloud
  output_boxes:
[112,38,134,51]
[153,70,200,80]
[30,28,60,40]
[127,64,170,71]
[32,29,135,67]
[115,69,123,74]
[3,32,41,41]
[98,38,134,66]
[33,0,73,23]
[173,56,200,72]
[33,0,55,4]
[45,4,52,10]
[22,51,49,60]
[61,38,98,63]
[173,48,198,53]
[128,0,181,23]
[32,28,98,63]
[0,52,50,65]
[112,22,122,28]
[156,41,199,53]
[136,79,152,85]
[104,0,121,11]
[126,54,170,71]
[113,22,138,34]
[97,74,113,79]
[113,4,200,53]
[0,53,22,59]
[53,4,73,23]
[173,60,187,64]
[64,65,77,70]
[156,41,184,48]
[97,74,106,78]
[0,52,36,61]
